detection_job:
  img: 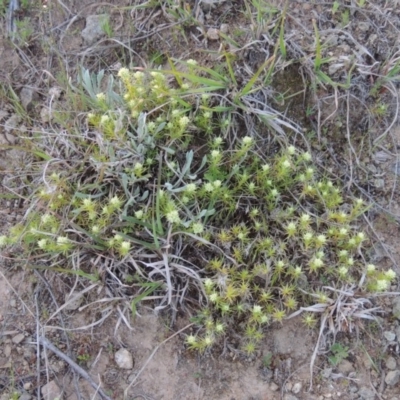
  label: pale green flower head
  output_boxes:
[187,59,198,66]
[185,183,197,193]
[287,145,296,155]
[209,292,219,303]
[134,71,145,80]
[100,115,110,125]
[134,210,144,219]
[186,334,197,344]
[213,180,222,188]
[204,278,213,288]
[41,214,52,224]
[242,136,253,145]
[214,137,223,146]
[120,241,131,255]
[57,236,69,245]
[192,222,204,234]
[179,116,190,128]
[109,196,122,209]
[338,266,348,276]
[166,210,181,224]
[37,239,47,249]
[302,151,312,161]
[92,225,100,234]
[385,269,396,280]
[114,234,123,242]
[204,182,214,192]
[96,92,106,101]
[262,164,270,172]
[117,67,130,79]
[376,280,389,291]
[211,150,220,159]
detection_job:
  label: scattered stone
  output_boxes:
[41,380,62,400]
[285,382,293,391]
[385,370,400,386]
[19,394,32,400]
[115,348,134,369]
[393,297,400,320]
[384,331,396,342]
[386,356,397,370]
[49,87,62,100]
[40,107,53,123]
[321,368,332,378]
[270,381,279,392]
[20,87,39,111]
[12,333,25,344]
[358,387,375,400]
[338,359,354,375]
[0,357,11,368]
[4,114,20,134]
[323,394,332,398]
[206,28,220,40]
[23,382,32,390]
[292,382,302,394]
[283,395,298,400]
[82,15,107,46]
[64,292,83,311]
[328,63,343,75]
[396,326,400,342]
[373,178,385,189]
[220,23,229,34]
[4,344,11,357]
[10,299,16,307]
[392,161,400,176]
[358,22,370,32]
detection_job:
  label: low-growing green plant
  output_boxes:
[328,343,349,366]
[0,59,395,357]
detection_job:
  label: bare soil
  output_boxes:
[1,1,400,400]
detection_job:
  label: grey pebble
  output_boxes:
[385,370,400,386]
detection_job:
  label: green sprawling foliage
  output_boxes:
[1,60,394,355]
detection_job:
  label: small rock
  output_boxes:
[270,382,279,391]
[4,344,11,357]
[41,380,62,400]
[12,333,25,344]
[206,28,219,40]
[385,370,400,386]
[391,162,400,176]
[220,24,229,34]
[20,87,39,111]
[115,348,134,369]
[396,326,400,342]
[64,293,83,311]
[283,395,298,400]
[384,331,396,342]
[328,63,343,75]
[82,15,107,46]
[386,356,397,370]
[10,299,17,307]
[321,368,332,378]
[49,87,62,100]
[19,394,32,400]
[358,387,375,400]
[358,22,370,32]
[373,178,385,189]
[0,357,11,368]
[323,394,332,398]
[4,114,20,133]
[337,359,354,375]
[23,382,32,390]
[292,382,302,394]
[40,107,53,123]
[393,297,400,320]
[285,382,293,391]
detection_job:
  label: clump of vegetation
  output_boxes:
[1,61,395,355]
